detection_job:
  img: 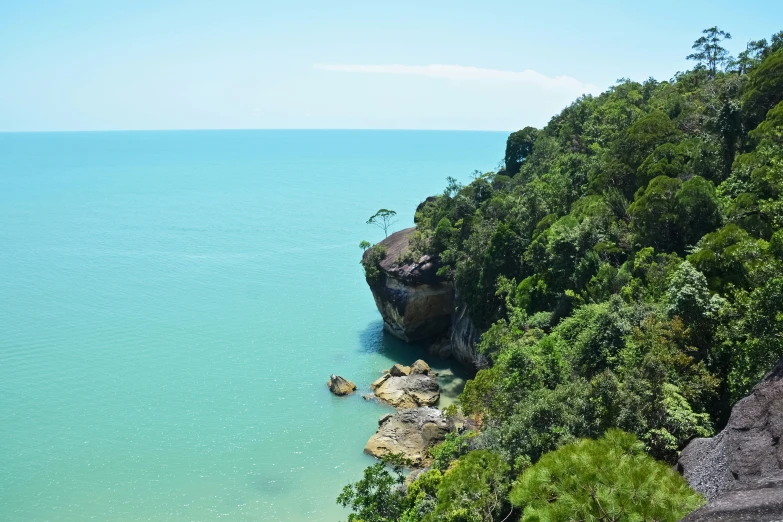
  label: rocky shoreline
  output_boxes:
[329,357,457,467]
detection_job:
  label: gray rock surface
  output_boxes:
[681,473,783,521]
[679,357,783,500]
[327,374,356,396]
[364,407,454,466]
[678,357,783,519]
[374,373,440,408]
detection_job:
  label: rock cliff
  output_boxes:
[363,227,484,368]
[678,356,783,519]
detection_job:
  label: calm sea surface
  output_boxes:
[0,130,505,521]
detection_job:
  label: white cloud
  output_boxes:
[314,63,599,94]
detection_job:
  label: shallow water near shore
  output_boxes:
[0,130,504,521]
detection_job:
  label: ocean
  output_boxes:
[0,130,506,521]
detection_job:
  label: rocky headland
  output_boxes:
[362,227,487,369]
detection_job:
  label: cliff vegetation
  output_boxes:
[348,27,783,521]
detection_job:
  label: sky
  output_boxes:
[0,0,781,132]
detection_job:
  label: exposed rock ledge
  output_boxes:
[678,356,783,519]
[364,407,454,467]
[363,228,485,369]
[371,359,439,408]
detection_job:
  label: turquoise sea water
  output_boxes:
[0,130,506,521]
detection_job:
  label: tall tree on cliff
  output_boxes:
[687,26,732,78]
[504,126,538,176]
[367,209,398,238]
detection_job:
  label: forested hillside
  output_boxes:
[345,28,783,521]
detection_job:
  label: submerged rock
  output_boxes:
[364,407,454,466]
[678,357,783,518]
[327,375,356,396]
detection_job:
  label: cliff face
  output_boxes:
[363,228,484,368]
[451,292,488,369]
[678,357,783,519]
[364,228,454,343]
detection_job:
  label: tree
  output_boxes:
[509,429,704,521]
[687,27,732,78]
[676,176,722,248]
[337,453,411,522]
[505,127,539,176]
[427,450,511,522]
[628,176,682,252]
[728,39,768,74]
[367,209,398,238]
[743,49,783,130]
[359,240,372,251]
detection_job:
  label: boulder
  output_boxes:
[362,227,488,370]
[364,407,454,466]
[327,375,356,396]
[678,357,783,518]
[374,373,440,408]
[390,364,412,377]
[411,359,431,375]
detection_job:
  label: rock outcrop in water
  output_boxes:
[678,356,783,519]
[364,407,455,466]
[363,228,454,342]
[362,228,484,369]
[327,375,356,396]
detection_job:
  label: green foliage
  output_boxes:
[504,126,538,176]
[509,429,704,521]
[367,208,398,238]
[743,49,783,129]
[361,244,387,284]
[628,175,682,251]
[426,450,511,522]
[348,27,783,522]
[429,431,478,472]
[337,453,411,522]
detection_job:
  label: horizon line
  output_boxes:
[0,127,515,134]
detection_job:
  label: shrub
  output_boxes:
[509,429,704,521]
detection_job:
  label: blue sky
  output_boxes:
[1,0,781,131]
